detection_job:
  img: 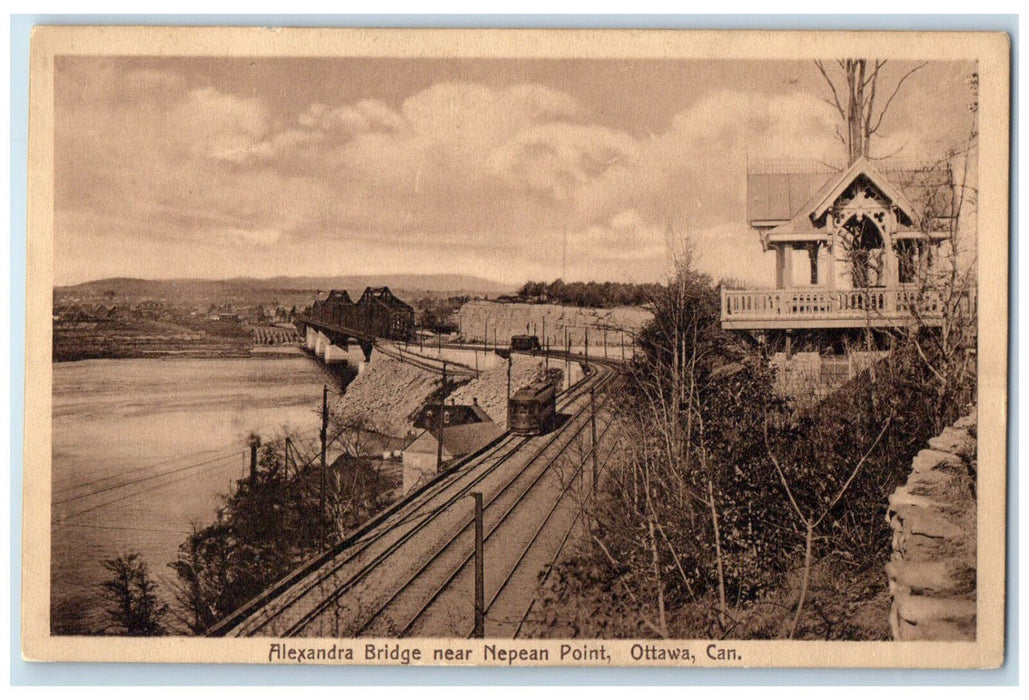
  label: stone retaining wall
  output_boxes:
[886,411,977,640]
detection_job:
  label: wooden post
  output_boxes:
[437,362,447,473]
[590,387,598,495]
[320,385,328,516]
[249,435,260,488]
[775,245,785,289]
[472,491,485,638]
[507,353,512,400]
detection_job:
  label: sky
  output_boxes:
[53,56,976,287]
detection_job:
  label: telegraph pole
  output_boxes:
[249,435,260,488]
[590,387,598,495]
[472,491,485,638]
[507,352,512,401]
[436,362,447,474]
[320,384,328,517]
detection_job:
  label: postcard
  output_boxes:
[22,26,1009,667]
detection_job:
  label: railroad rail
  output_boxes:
[372,340,479,378]
[210,358,618,638]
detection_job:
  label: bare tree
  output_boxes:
[814,58,927,164]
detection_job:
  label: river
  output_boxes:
[50,354,341,634]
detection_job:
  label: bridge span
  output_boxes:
[209,358,618,639]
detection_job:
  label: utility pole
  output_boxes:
[590,387,598,495]
[472,491,485,638]
[483,321,488,354]
[320,384,328,517]
[249,435,260,488]
[436,362,447,474]
[507,352,512,400]
[585,327,589,367]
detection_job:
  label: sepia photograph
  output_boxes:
[21,26,1009,667]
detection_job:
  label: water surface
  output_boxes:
[51,356,338,634]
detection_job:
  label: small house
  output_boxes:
[401,421,504,493]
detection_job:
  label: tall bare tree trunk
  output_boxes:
[706,475,728,630]
[647,515,669,638]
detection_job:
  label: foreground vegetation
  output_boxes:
[525,253,976,640]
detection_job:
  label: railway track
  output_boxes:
[372,340,479,377]
[352,383,617,638]
[214,360,615,638]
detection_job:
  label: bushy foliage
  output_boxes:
[98,552,168,636]
[545,257,975,640]
[169,438,392,634]
[517,279,660,308]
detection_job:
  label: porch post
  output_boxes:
[775,245,785,289]
[827,230,836,292]
[783,244,794,288]
[807,243,819,285]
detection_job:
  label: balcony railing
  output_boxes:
[720,286,963,330]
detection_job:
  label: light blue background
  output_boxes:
[9,13,1018,686]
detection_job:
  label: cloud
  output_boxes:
[54,60,972,286]
[203,226,283,247]
[172,87,270,163]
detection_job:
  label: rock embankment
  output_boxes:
[334,355,442,438]
[458,300,650,348]
[886,412,977,640]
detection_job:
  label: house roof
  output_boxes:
[414,402,493,430]
[806,156,919,227]
[747,157,949,229]
[758,156,928,249]
[403,422,505,458]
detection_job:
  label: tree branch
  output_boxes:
[868,62,928,135]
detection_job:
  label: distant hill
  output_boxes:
[56,274,515,298]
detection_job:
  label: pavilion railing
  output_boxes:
[720,286,968,324]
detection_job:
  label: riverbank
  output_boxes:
[50,355,340,634]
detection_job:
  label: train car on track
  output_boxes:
[507,380,557,435]
[510,334,541,353]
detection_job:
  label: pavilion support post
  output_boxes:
[775,245,786,289]
[783,244,795,289]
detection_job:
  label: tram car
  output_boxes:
[508,380,557,435]
[510,334,541,353]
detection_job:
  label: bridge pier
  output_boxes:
[302,322,374,374]
[315,331,330,359]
